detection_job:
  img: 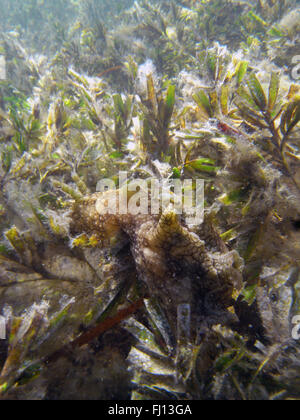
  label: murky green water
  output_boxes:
[0,0,299,401]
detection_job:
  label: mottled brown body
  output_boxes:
[70,190,244,334]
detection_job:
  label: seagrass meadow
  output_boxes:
[0,0,299,400]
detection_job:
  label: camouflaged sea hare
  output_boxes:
[70,190,244,334]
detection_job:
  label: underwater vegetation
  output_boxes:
[0,0,299,400]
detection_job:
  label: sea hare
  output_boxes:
[70,189,244,335]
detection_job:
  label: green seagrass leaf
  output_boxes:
[268,72,280,113]
[247,74,267,111]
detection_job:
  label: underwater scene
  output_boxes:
[0,0,299,401]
